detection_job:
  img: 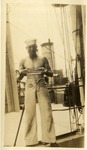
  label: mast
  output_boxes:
[71,5,85,106]
[76,6,85,92]
[70,5,85,130]
[6,4,20,112]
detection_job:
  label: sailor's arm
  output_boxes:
[19,59,26,72]
[17,59,27,81]
[43,57,53,77]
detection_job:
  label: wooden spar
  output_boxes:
[76,6,85,92]
[6,52,14,112]
[75,6,85,105]
[73,5,85,129]
[6,4,20,112]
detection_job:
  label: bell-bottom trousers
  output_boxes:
[24,79,56,145]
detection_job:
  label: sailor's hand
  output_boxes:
[41,68,47,75]
[20,69,29,76]
[41,69,53,77]
[16,72,26,81]
[78,107,83,114]
[20,68,30,74]
[38,67,45,71]
[53,73,59,77]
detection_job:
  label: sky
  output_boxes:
[6,0,79,77]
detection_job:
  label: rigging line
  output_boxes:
[11,49,20,62]
[69,105,72,131]
[8,21,68,60]
[8,19,75,64]
[53,7,64,46]
[8,21,32,39]
[70,113,82,124]
[47,0,56,43]
[72,32,77,54]
[44,1,69,59]
[63,7,73,79]
[14,53,20,63]
[70,108,78,121]
[69,106,79,128]
[64,8,72,69]
[60,5,67,77]
[75,107,80,127]
[46,1,54,42]
[53,6,69,61]
[43,0,50,38]
[71,8,77,55]
[51,7,74,68]
[68,9,75,68]
[61,5,71,79]
[68,14,77,55]
[53,6,73,64]
[48,3,54,43]
[48,1,61,48]
[67,7,76,80]
[8,3,21,14]
[67,7,77,79]
[66,6,73,63]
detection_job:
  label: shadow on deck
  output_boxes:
[56,131,84,148]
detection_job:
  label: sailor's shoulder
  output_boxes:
[38,56,47,61]
[20,57,28,64]
[42,56,48,62]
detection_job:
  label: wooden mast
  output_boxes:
[75,5,85,106]
[76,6,85,93]
[6,4,20,112]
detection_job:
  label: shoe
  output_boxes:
[26,145,33,147]
[26,143,39,147]
[38,141,50,147]
[42,142,50,147]
[50,143,59,147]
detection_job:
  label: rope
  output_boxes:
[60,5,67,77]
[53,7,65,47]
[48,3,54,44]
[53,6,75,75]
[8,21,32,39]
[70,113,82,124]
[9,3,21,14]
[43,0,50,39]
[63,7,73,80]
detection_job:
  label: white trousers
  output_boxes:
[24,79,56,145]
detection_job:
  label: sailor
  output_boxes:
[19,39,59,147]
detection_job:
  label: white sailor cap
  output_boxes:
[25,39,37,47]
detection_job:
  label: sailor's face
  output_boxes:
[27,45,37,58]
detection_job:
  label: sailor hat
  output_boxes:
[25,39,37,47]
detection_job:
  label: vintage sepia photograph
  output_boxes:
[1,0,86,149]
